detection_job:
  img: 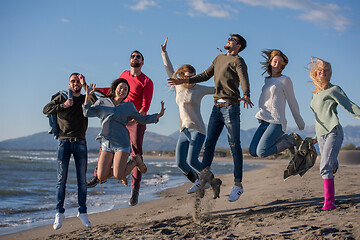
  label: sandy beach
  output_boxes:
[2,155,359,240]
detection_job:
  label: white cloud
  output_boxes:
[129,0,156,11]
[60,18,70,23]
[187,0,233,18]
[234,0,352,31]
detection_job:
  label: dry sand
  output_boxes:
[2,156,359,240]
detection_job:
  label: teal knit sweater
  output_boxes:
[310,84,360,137]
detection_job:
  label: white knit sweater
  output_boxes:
[162,52,214,135]
[255,75,305,132]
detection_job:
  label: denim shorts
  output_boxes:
[101,139,131,154]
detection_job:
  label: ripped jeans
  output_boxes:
[202,104,243,182]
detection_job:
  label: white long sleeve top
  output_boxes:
[162,52,214,135]
[255,75,305,132]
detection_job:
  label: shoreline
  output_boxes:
[2,158,359,239]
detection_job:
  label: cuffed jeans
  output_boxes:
[249,120,284,157]
[202,104,243,182]
[176,128,205,175]
[56,139,88,214]
[318,125,343,179]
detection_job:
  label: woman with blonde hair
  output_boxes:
[160,38,221,196]
[249,49,305,158]
[307,57,360,210]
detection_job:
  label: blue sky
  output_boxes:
[0,0,359,141]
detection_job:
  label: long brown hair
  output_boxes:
[173,64,196,79]
[261,49,288,77]
[107,78,130,100]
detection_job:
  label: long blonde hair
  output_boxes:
[305,57,332,92]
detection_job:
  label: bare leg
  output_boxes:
[113,153,146,180]
[113,151,130,180]
[97,151,114,181]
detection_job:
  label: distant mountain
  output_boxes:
[0,128,177,151]
[0,125,359,151]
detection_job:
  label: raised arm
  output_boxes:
[84,83,96,105]
[161,37,175,78]
[333,86,360,120]
[130,101,166,124]
[156,101,166,119]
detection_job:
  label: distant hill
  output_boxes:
[0,128,177,151]
[0,125,359,151]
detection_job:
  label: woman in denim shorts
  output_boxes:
[83,78,165,185]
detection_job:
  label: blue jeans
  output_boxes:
[56,139,88,214]
[318,125,343,179]
[176,128,206,175]
[249,120,284,157]
[202,104,243,182]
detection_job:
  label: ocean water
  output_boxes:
[0,149,263,236]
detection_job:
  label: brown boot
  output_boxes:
[133,155,147,174]
[291,133,303,150]
[275,133,301,154]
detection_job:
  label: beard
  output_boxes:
[130,62,141,68]
[71,87,81,94]
[224,45,230,50]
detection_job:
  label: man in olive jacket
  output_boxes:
[43,73,97,230]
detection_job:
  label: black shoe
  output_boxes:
[210,178,222,199]
[128,188,139,206]
[87,176,107,188]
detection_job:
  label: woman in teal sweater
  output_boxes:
[307,57,360,210]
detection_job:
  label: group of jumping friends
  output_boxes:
[43,33,360,230]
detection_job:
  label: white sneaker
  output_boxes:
[77,212,91,227]
[53,213,65,230]
[187,179,210,194]
[228,185,244,202]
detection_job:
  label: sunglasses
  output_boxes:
[228,37,240,44]
[131,54,142,60]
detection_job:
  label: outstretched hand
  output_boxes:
[161,37,168,53]
[240,95,254,109]
[157,101,166,119]
[86,83,96,96]
[167,78,183,86]
[84,83,96,105]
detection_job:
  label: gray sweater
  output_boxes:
[83,98,158,148]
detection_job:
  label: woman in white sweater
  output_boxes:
[161,38,216,194]
[249,49,305,157]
